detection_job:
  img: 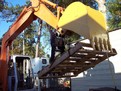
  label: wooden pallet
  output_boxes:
[38,41,117,78]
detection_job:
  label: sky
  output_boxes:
[0,0,27,38]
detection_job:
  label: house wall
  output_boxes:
[71,29,121,91]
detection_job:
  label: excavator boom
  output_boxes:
[0,7,35,91]
[0,0,60,90]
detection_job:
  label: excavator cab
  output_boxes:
[8,55,35,91]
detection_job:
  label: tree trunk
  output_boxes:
[23,31,25,55]
[35,19,42,57]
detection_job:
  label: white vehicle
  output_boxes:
[31,57,49,90]
[32,57,49,76]
[8,55,36,91]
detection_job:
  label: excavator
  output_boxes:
[0,0,117,91]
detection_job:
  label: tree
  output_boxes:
[0,3,24,22]
[0,38,1,55]
[0,0,6,12]
[0,1,45,57]
[10,35,23,55]
[0,38,2,46]
[35,19,43,57]
[24,23,37,57]
[54,0,98,9]
[106,0,121,30]
[10,21,45,58]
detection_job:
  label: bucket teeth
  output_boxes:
[91,37,112,52]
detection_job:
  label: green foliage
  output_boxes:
[0,0,6,11]
[65,32,80,43]
[39,22,51,56]
[53,0,98,9]
[0,38,2,46]
[24,23,36,57]
[9,22,43,58]
[0,1,45,57]
[106,0,121,30]
[0,1,4,11]
[10,36,23,55]
[0,3,24,22]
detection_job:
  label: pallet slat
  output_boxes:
[38,41,117,78]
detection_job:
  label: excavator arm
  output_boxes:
[0,0,63,90]
[0,0,116,90]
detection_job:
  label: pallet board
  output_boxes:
[38,41,117,78]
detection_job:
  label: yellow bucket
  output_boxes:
[58,2,110,51]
